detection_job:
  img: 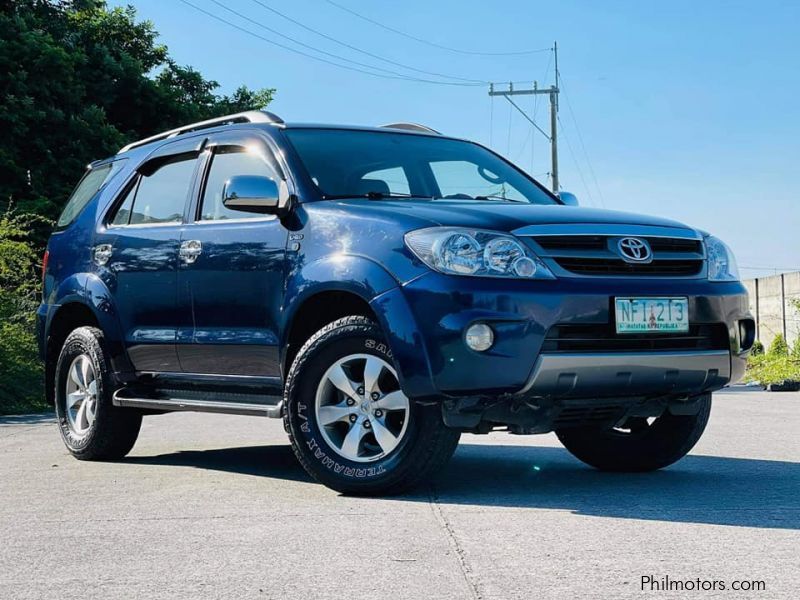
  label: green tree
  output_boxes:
[0,207,51,413]
[0,0,275,221]
[768,334,789,357]
[0,0,274,413]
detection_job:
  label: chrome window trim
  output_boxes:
[192,215,278,225]
[105,220,184,230]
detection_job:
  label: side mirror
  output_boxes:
[558,191,579,206]
[223,175,283,214]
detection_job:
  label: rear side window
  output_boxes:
[109,156,196,226]
[57,161,125,228]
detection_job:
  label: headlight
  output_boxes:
[405,228,555,279]
[705,235,740,282]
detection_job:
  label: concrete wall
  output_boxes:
[744,271,800,350]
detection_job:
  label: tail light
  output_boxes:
[41,249,49,289]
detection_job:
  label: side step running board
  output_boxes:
[112,390,283,418]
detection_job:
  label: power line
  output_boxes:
[557,71,606,207]
[324,0,551,57]
[177,0,482,86]
[740,265,800,271]
[557,114,597,207]
[208,0,484,85]
[247,0,485,84]
[530,50,554,171]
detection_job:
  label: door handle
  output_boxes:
[93,244,113,266]
[179,240,202,264]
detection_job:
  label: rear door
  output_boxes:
[96,140,202,372]
[176,131,288,376]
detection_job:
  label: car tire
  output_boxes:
[54,326,142,460]
[284,316,460,495]
[555,394,712,472]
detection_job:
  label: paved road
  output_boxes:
[1,388,798,599]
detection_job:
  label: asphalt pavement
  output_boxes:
[1,387,798,599]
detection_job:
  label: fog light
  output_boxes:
[465,323,494,351]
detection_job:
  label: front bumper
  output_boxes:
[380,273,752,400]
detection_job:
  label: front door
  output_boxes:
[176,136,288,376]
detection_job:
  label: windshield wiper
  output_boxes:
[322,192,431,200]
[474,194,527,203]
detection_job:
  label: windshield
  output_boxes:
[284,129,557,205]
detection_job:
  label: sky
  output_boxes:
[109,0,800,278]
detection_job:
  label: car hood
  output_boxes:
[325,199,697,233]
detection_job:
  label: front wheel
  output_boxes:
[284,316,460,495]
[555,395,712,472]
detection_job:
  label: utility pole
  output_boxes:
[488,42,560,192]
[550,41,559,193]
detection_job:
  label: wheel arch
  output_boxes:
[281,255,437,399]
[282,290,377,379]
[44,273,132,404]
[44,302,100,405]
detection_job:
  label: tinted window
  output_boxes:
[285,129,556,205]
[57,161,125,227]
[200,147,279,221]
[128,157,196,225]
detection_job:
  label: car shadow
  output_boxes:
[0,412,55,426]
[124,441,799,530]
[126,444,314,483]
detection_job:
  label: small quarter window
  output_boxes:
[110,181,137,226]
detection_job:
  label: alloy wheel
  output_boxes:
[64,354,98,437]
[314,353,410,463]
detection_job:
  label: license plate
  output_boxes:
[614,297,689,333]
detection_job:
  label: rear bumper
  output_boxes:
[518,349,730,398]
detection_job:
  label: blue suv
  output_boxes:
[38,110,754,494]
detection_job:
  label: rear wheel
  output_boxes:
[54,327,142,460]
[555,395,712,472]
[284,316,460,495]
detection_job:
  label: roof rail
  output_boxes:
[380,122,441,135]
[118,110,284,154]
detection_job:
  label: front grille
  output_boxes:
[542,323,730,353]
[554,257,703,276]
[535,235,607,251]
[528,234,705,277]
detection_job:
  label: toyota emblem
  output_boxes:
[616,237,653,263]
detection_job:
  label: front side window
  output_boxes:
[200,146,280,221]
[57,160,126,228]
[284,129,556,204]
[109,156,196,226]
